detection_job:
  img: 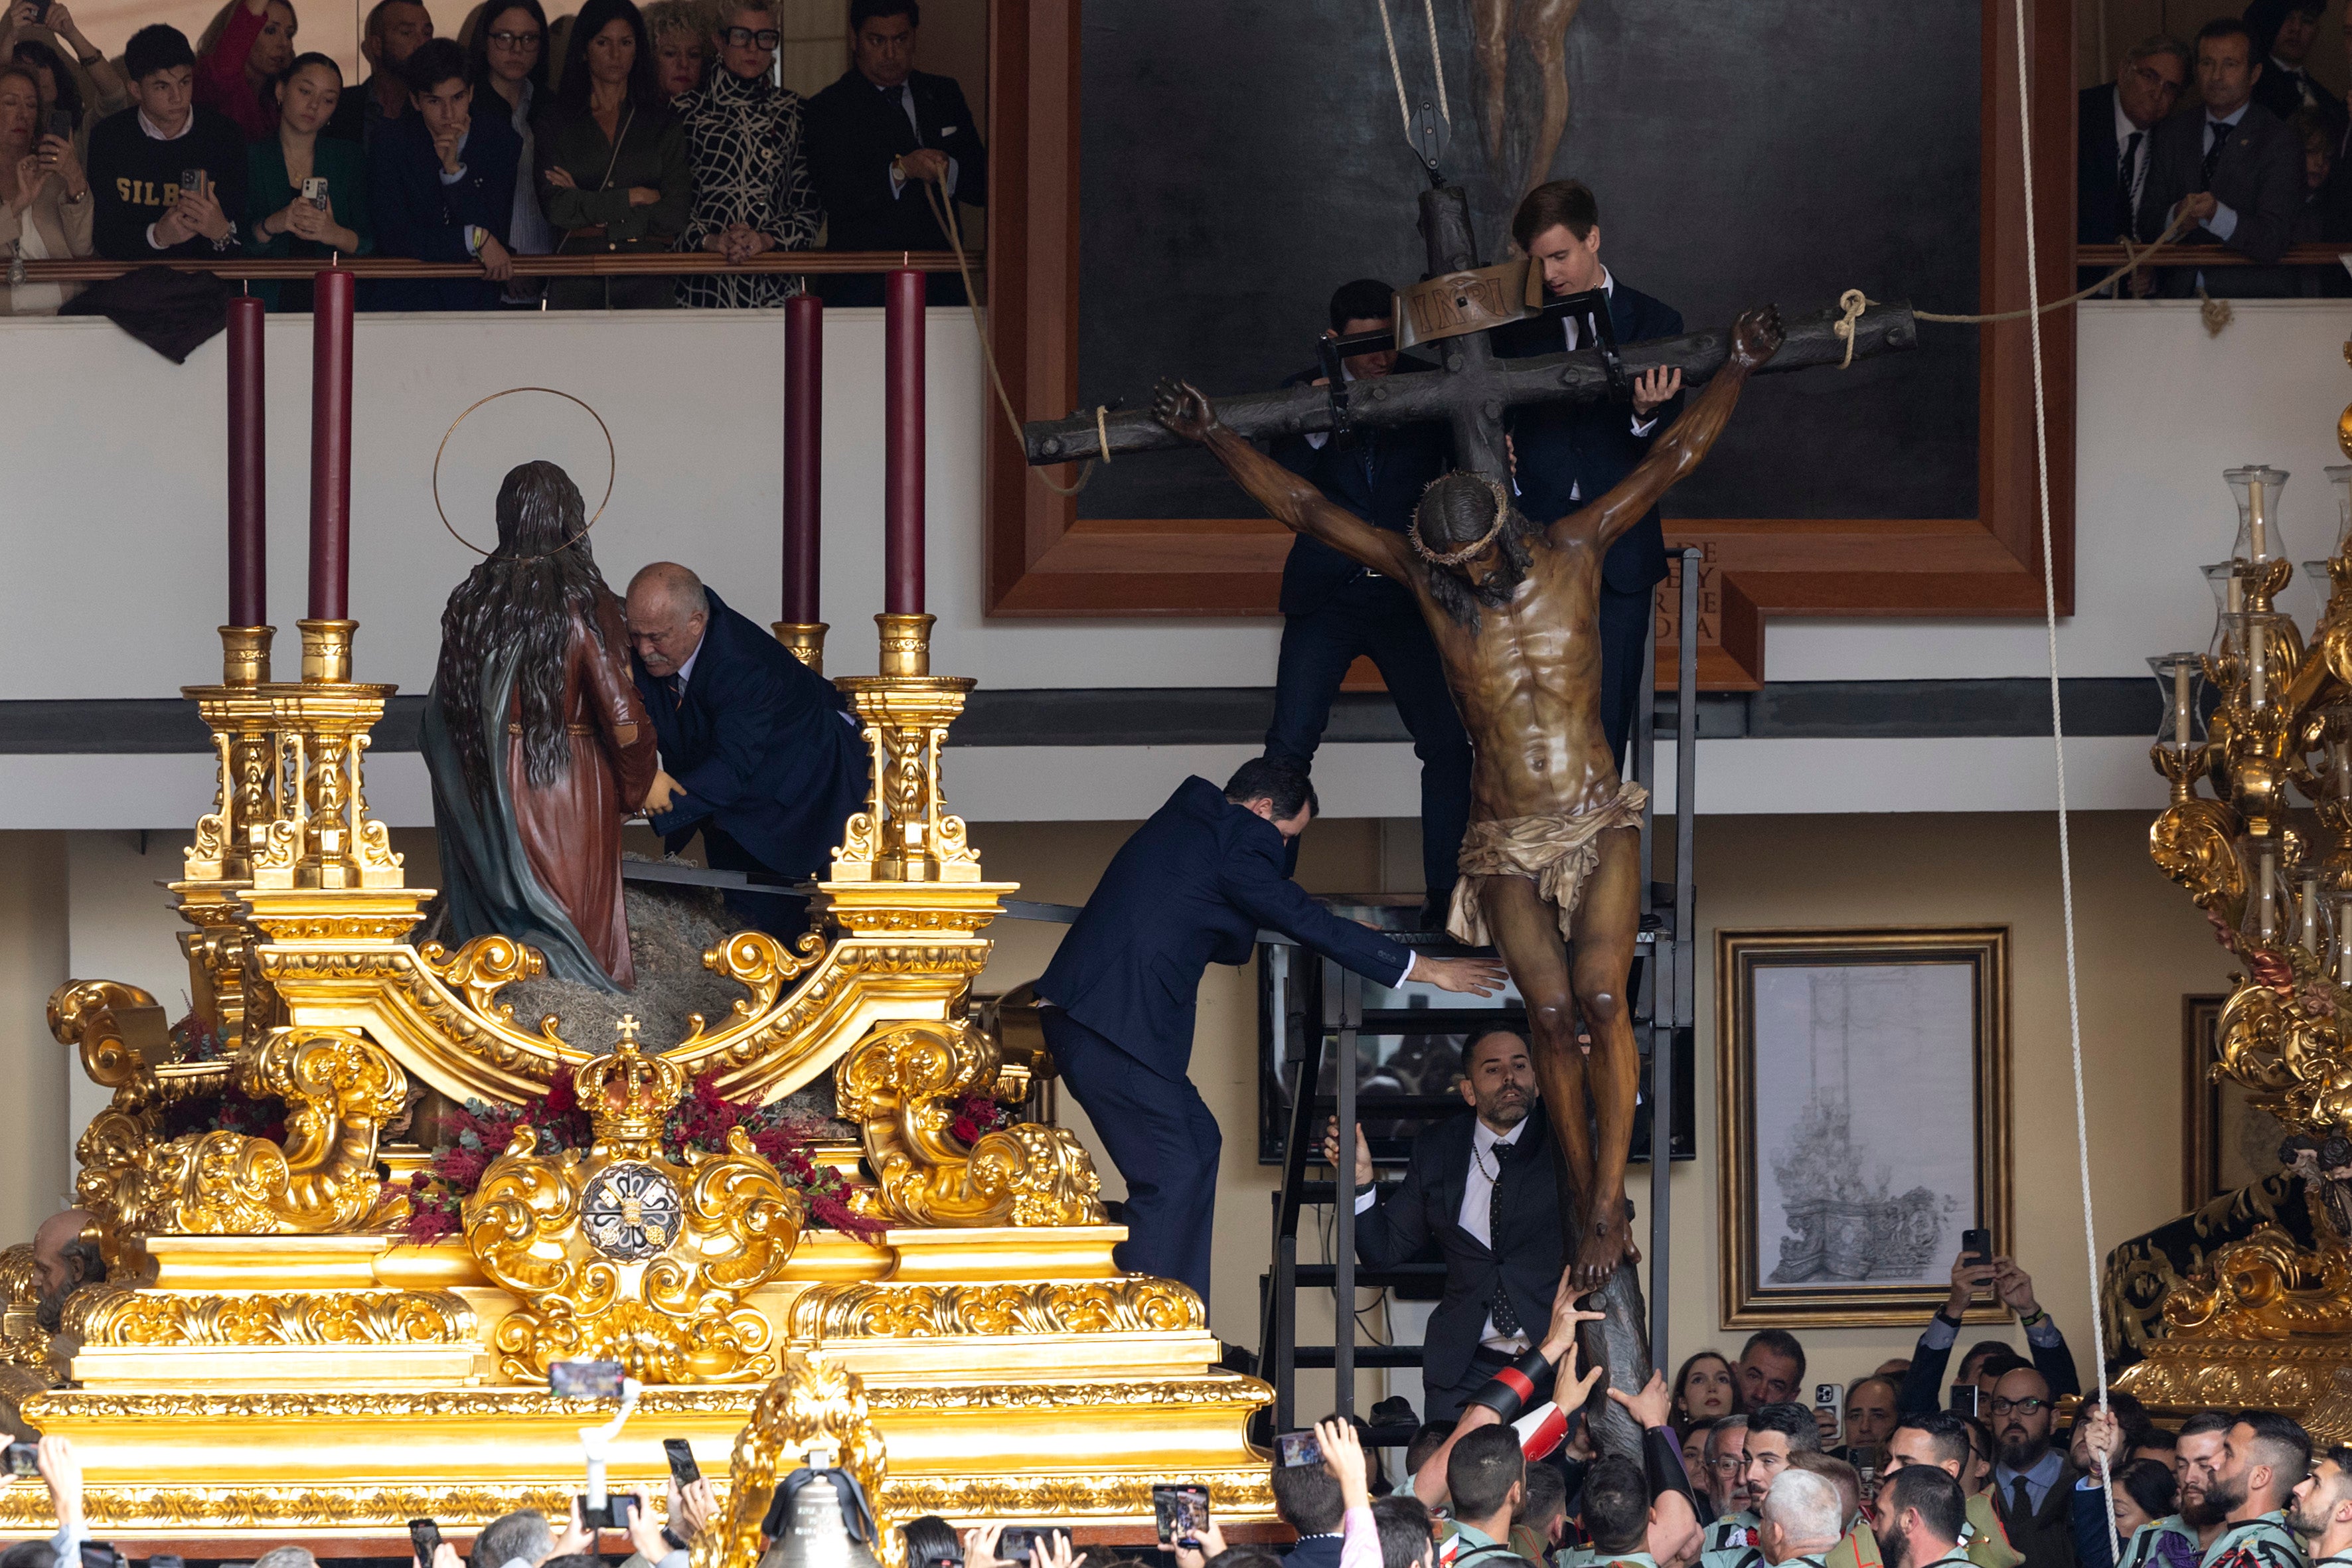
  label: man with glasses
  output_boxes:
[2136,18,2306,297]
[676,0,818,307]
[1705,1407,1826,1568]
[2077,36,2188,257]
[805,0,985,303]
[1985,1370,2077,1568]
[1701,1417,1758,1561]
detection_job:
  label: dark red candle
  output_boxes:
[307,268,354,622]
[883,266,925,616]
[784,293,824,624]
[226,295,266,628]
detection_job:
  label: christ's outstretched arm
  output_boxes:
[1154,379,1413,582]
[1566,306,1785,554]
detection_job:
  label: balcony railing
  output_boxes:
[12,249,972,285]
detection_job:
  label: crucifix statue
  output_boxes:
[1024,186,1915,1447]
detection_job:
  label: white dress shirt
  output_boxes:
[880,79,960,201]
[2110,88,2152,222]
[1355,1114,1528,1352]
[1519,266,1659,507]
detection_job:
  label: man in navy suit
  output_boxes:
[2078,37,2189,256]
[366,39,517,311]
[623,562,868,937]
[2136,19,2307,297]
[1268,278,1472,929]
[1326,1028,1566,1421]
[1036,757,1504,1304]
[805,0,984,305]
[1492,181,1686,767]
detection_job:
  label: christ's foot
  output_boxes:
[1573,1193,1640,1291]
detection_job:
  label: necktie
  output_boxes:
[2117,129,2142,220]
[665,673,684,707]
[2009,1475,2034,1524]
[2203,121,2230,187]
[1486,1140,1524,1337]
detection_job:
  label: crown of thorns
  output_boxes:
[1408,473,1514,566]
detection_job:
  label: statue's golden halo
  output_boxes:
[431,386,617,558]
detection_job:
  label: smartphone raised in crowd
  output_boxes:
[408,1518,443,1568]
[1274,1430,1322,1468]
[997,1528,1050,1564]
[1151,1484,1210,1549]
[1960,1227,1992,1268]
[44,109,73,145]
[548,1358,627,1399]
[663,1437,702,1489]
[302,177,329,211]
[1813,1382,1845,1446]
[3,1443,37,1479]
[1949,1383,1980,1417]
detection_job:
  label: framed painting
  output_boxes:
[2181,993,2289,1208]
[1718,928,2012,1327]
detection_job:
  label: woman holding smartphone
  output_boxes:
[246,52,368,311]
[0,60,91,315]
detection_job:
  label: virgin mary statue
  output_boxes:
[422,461,657,990]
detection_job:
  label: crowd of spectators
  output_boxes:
[0,0,980,313]
[2078,1,2352,296]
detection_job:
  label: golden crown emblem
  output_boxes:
[574,1016,688,1155]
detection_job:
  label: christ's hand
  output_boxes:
[1729,305,1784,371]
[1150,378,1221,443]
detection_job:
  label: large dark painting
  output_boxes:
[1072,0,1982,526]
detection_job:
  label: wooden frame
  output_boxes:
[1717,927,2013,1328]
[979,0,2076,689]
[2182,992,2288,1209]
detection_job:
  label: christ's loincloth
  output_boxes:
[1445,781,1648,945]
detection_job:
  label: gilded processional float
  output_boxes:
[2116,365,2352,1439]
[0,276,1270,1551]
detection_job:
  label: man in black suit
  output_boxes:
[2248,0,2343,136]
[1036,758,1504,1304]
[622,562,869,938]
[366,40,518,311]
[1985,1366,2082,1568]
[1267,278,1471,929]
[2138,18,2307,298]
[1492,181,1687,767]
[804,0,984,305]
[2077,35,2189,260]
[1326,1027,1565,1421]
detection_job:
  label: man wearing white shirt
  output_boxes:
[1329,1028,1563,1420]
[1491,181,1685,767]
[2075,36,2187,252]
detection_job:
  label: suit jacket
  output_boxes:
[1990,1460,2082,1568]
[629,588,868,885]
[1036,775,1411,1080]
[2251,59,2346,141]
[1893,1321,2080,1414]
[1269,358,1451,616]
[1491,279,1683,594]
[2078,85,2153,244]
[1354,1109,1566,1396]
[366,108,520,310]
[2135,102,2304,272]
[805,66,986,254]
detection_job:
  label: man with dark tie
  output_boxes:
[1326,1028,1565,1422]
[1266,278,1472,930]
[1036,758,1505,1306]
[2138,18,2306,298]
[804,0,984,305]
[1490,180,1686,771]
[2076,36,2189,263]
[621,562,869,938]
[2248,0,2344,138]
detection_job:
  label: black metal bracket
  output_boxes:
[1314,336,1354,437]
[1538,285,1632,402]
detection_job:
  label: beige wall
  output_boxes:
[0,835,70,1250]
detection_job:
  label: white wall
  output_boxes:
[0,298,2341,826]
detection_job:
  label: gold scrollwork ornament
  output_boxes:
[691,1348,892,1568]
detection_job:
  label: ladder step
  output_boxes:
[1280,1265,1447,1287]
[1291,1346,1425,1368]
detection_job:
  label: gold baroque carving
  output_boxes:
[834,1022,1105,1227]
[788,1281,1204,1339]
[2158,1223,2352,1339]
[861,1378,1266,1413]
[0,1483,595,1531]
[137,1026,407,1235]
[694,1347,891,1568]
[416,935,546,1026]
[68,1285,475,1347]
[878,1470,1275,1523]
[2116,1332,2352,1444]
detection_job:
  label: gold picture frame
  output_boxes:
[1717,927,2013,1327]
[2182,993,2290,1208]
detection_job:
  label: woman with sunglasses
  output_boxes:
[672,0,813,307]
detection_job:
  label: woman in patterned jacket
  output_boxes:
[672,0,817,307]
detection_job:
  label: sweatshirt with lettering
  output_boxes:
[88,104,250,260]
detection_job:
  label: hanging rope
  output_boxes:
[2001,0,2119,1551]
[1420,0,1450,127]
[1374,0,1414,139]
[921,181,1101,496]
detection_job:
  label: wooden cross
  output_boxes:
[1023,186,1917,481]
